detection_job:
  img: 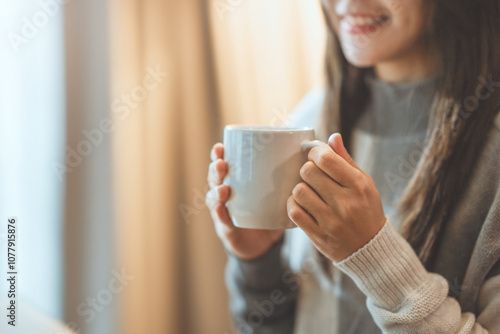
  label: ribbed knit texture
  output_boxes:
[335,218,448,316]
[224,75,500,333]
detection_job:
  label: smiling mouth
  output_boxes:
[340,14,390,34]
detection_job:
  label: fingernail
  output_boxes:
[328,133,339,143]
[328,133,337,143]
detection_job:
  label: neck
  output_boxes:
[374,46,440,83]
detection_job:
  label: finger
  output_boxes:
[328,133,359,170]
[206,185,235,228]
[214,201,233,228]
[299,161,346,216]
[300,160,343,194]
[291,182,330,223]
[308,146,362,188]
[205,187,218,210]
[287,196,320,236]
[213,185,234,227]
[210,143,224,162]
[208,159,229,187]
[205,185,231,210]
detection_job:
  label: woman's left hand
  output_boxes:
[287,133,386,263]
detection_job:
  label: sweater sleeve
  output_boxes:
[225,237,298,334]
[334,218,500,333]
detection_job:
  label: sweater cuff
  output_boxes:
[334,218,444,311]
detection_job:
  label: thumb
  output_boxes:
[328,133,358,169]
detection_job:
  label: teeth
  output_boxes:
[345,15,386,26]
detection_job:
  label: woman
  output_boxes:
[206,0,500,332]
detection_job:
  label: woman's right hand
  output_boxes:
[206,143,285,261]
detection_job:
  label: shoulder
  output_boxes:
[288,88,326,129]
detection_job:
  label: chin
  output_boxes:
[339,42,381,68]
[343,52,378,68]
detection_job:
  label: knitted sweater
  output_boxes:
[225,75,500,334]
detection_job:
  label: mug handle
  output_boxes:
[301,140,333,152]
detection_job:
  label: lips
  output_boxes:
[340,14,390,34]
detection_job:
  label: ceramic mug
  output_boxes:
[223,125,332,229]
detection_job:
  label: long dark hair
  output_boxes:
[320,0,500,266]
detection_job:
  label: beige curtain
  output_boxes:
[65,0,325,333]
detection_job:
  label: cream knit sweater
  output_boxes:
[225,77,500,333]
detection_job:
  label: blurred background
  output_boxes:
[0,0,325,333]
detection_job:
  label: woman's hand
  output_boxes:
[287,133,386,263]
[206,143,284,261]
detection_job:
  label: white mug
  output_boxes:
[223,125,332,229]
